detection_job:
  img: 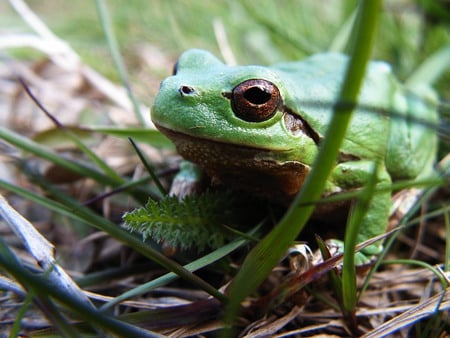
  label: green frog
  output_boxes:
[151,49,438,263]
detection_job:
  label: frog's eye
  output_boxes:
[231,79,281,122]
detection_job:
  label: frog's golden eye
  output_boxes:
[231,79,281,122]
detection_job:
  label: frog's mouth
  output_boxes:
[155,124,310,204]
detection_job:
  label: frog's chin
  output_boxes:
[155,124,310,205]
[154,123,279,152]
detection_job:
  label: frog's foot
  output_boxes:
[169,161,206,199]
[313,239,379,269]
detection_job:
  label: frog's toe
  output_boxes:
[353,251,378,267]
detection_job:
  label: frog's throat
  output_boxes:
[155,124,311,204]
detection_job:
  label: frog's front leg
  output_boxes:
[329,160,392,265]
[169,161,206,199]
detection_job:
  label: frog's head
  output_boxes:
[152,49,318,157]
[151,50,319,201]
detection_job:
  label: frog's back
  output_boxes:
[385,85,438,180]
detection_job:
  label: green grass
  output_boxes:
[0,0,449,336]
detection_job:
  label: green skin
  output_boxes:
[152,49,438,263]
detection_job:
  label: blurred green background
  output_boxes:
[1,0,449,103]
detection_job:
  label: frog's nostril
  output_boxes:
[179,85,196,96]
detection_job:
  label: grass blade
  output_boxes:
[406,46,450,88]
[95,0,145,125]
[0,126,121,186]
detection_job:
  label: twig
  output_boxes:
[0,193,95,309]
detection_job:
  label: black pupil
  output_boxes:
[244,87,271,105]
